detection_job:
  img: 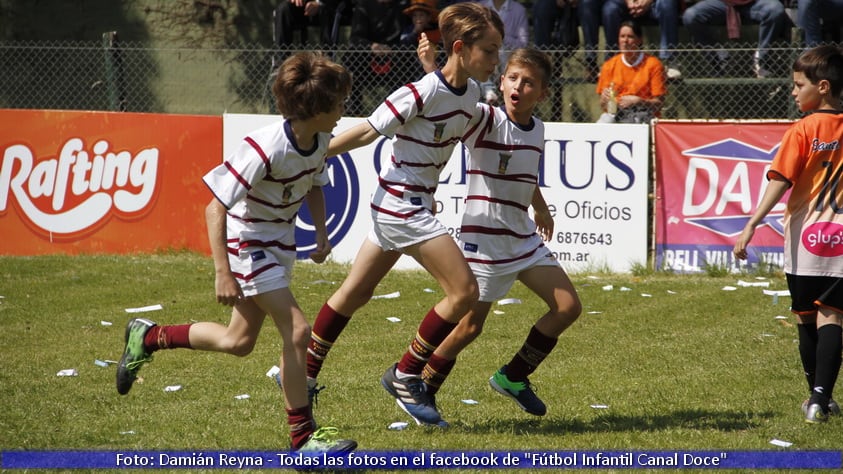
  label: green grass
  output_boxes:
[0,254,841,473]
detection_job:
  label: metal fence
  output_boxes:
[0,38,810,122]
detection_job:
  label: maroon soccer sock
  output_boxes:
[307,304,351,379]
[422,353,456,396]
[143,324,192,352]
[286,405,315,450]
[505,326,558,381]
[397,307,456,376]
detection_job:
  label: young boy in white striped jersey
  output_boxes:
[116,52,356,452]
[417,38,583,417]
[303,2,505,426]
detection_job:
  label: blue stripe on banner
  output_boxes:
[1,450,841,469]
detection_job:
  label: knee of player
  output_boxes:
[452,285,479,315]
[227,338,258,357]
[551,298,582,323]
[291,324,312,351]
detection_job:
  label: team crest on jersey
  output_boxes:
[433,123,446,143]
[498,153,512,174]
[282,185,293,203]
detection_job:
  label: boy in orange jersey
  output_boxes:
[734,45,843,424]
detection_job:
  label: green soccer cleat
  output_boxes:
[489,365,547,416]
[116,318,155,395]
[295,427,357,454]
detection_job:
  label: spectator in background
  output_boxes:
[347,0,411,116]
[273,0,350,60]
[682,0,788,78]
[401,0,442,46]
[797,0,843,48]
[533,0,579,51]
[595,20,665,122]
[579,0,681,81]
[401,0,442,81]
[479,0,530,104]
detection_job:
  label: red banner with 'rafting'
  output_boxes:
[0,109,222,254]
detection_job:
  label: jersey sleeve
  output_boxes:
[768,122,806,185]
[462,102,489,143]
[202,139,268,209]
[367,80,424,138]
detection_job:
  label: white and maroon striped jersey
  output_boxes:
[459,104,548,274]
[367,70,482,218]
[203,119,330,254]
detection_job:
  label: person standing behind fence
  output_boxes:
[272,0,349,59]
[415,40,583,418]
[346,0,412,117]
[797,0,843,48]
[682,0,787,78]
[734,45,843,423]
[115,52,358,453]
[302,3,505,427]
[595,20,665,123]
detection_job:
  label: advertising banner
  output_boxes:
[0,109,222,254]
[224,115,650,272]
[653,121,793,272]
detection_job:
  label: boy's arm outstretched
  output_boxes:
[733,176,790,260]
[328,122,381,157]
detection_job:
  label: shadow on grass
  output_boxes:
[451,408,772,435]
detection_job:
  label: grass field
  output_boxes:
[1,253,841,473]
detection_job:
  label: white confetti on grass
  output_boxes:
[125,304,163,313]
[371,291,400,300]
[497,298,522,305]
[57,369,78,377]
[769,439,793,448]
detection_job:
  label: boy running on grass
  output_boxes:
[116,51,357,452]
[416,37,582,417]
[303,2,504,427]
[734,44,843,424]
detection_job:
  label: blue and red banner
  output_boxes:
[654,121,793,272]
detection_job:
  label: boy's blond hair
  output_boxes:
[437,2,504,56]
[272,51,352,120]
[505,48,553,89]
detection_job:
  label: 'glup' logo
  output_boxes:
[801,222,843,257]
[295,152,359,259]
